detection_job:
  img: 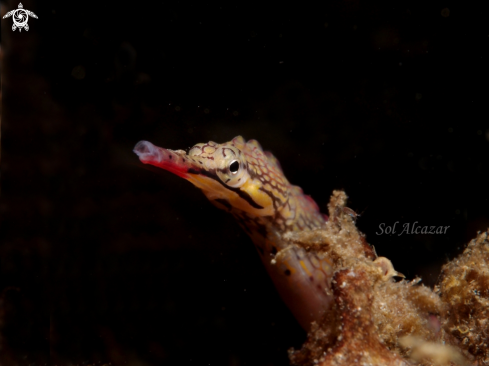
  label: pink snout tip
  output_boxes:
[134,140,163,164]
[133,140,190,179]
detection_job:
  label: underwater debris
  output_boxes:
[288,190,486,366]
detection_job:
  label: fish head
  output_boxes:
[134,136,289,218]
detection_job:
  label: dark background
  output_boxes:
[1,0,488,365]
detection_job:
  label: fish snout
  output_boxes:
[133,140,164,164]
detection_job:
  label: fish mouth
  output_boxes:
[133,140,197,179]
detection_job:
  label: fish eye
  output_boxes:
[229,160,240,174]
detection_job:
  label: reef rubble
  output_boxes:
[287,190,488,366]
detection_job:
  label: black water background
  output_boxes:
[1,0,488,364]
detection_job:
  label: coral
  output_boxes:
[288,190,486,366]
[438,230,489,364]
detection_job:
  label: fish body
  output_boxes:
[134,136,333,330]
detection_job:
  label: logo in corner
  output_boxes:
[3,3,38,32]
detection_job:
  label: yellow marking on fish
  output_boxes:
[204,146,216,154]
[241,179,273,212]
[300,260,312,277]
